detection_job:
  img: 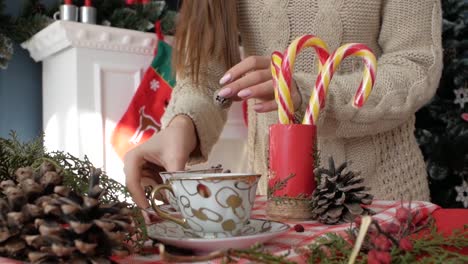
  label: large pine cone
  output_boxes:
[310,157,374,225]
[0,161,134,263]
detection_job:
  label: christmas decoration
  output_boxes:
[0,33,13,69]
[415,0,468,208]
[454,87,468,109]
[111,22,174,158]
[0,0,52,70]
[454,181,468,208]
[0,0,177,70]
[462,113,468,122]
[0,161,134,263]
[310,157,374,224]
[54,1,79,22]
[267,36,377,220]
[79,0,97,24]
[304,219,468,264]
[267,125,317,220]
[0,132,130,204]
[154,202,468,263]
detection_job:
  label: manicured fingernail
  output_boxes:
[219,73,232,85]
[253,104,263,111]
[217,88,232,97]
[237,89,252,98]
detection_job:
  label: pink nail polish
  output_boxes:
[217,88,232,97]
[219,74,232,85]
[237,89,252,98]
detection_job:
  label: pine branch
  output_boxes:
[0,131,131,204]
[267,173,295,199]
[10,13,52,43]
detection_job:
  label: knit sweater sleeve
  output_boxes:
[293,0,443,138]
[161,60,229,165]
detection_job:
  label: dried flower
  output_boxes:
[395,207,411,223]
[376,251,392,264]
[372,234,392,251]
[367,250,379,264]
[382,223,400,234]
[399,237,413,251]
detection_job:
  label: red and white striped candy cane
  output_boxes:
[303,43,377,125]
[270,51,293,124]
[273,35,330,124]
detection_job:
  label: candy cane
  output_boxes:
[271,52,292,124]
[273,35,330,124]
[303,43,377,125]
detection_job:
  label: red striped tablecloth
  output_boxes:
[116,196,439,264]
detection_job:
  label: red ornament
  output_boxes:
[293,224,304,232]
[399,237,413,251]
[462,113,468,122]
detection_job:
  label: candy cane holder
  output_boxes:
[267,35,377,220]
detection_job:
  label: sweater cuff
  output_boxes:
[161,93,228,165]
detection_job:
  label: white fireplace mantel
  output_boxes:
[22,21,247,185]
[22,20,159,62]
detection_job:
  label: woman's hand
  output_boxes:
[217,56,302,112]
[123,115,197,223]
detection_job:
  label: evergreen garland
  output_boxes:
[0,131,131,204]
[0,0,177,69]
[415,0,468,208]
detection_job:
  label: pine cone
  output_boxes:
[310,157,374,225]
[0,161,134,263]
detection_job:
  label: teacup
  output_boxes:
[159,166,224,210]
[150,173,261,237]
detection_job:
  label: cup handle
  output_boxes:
[53,11,60,20]
[150,184,190,229]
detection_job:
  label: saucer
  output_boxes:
[147,218,290,252]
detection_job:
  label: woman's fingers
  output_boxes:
[219,56,270,86]
[123,150,150,210]
[252,100,279,113]
[237,79,275,101]
[218,56,272,99]
[218,70,272,100]
[225,69,272,100]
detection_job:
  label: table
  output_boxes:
[117,196,440,264]
[2,197,466,264]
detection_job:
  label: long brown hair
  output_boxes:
[173,0,240,85]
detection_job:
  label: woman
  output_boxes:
[124,0,443,218]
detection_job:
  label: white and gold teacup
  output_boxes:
[150,173,261,237]
[159,167,224,210]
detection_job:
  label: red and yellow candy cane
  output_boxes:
[271,51,293,124]
[273,35,330,124]
[303,43,377,125]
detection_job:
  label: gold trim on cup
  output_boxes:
[150,184,190,229]
[168,173,261,181]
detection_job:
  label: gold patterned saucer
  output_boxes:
[147,218,289,252]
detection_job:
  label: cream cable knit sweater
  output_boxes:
[161,0,443,201]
